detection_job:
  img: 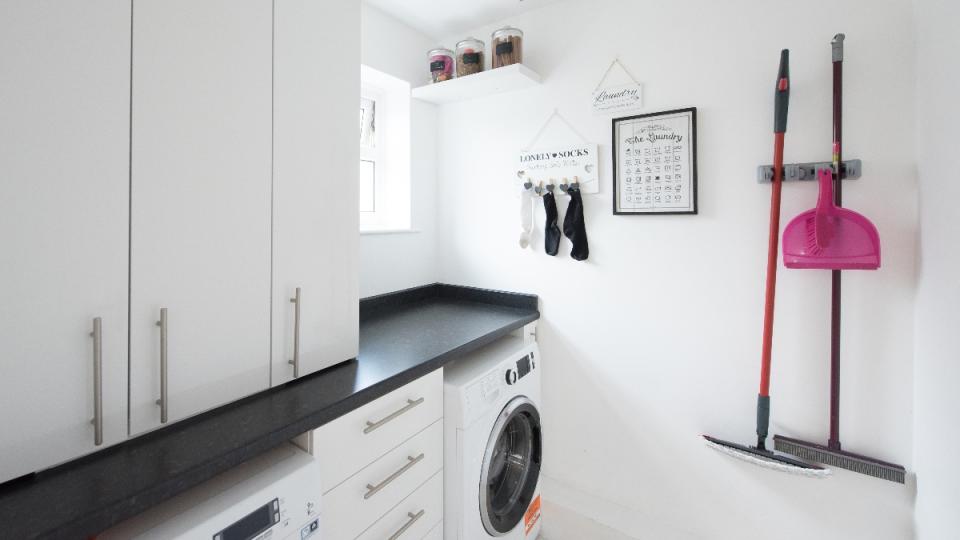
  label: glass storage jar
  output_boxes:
[427,47,454,83]
[491,26,523,68]
[455,38,485,77]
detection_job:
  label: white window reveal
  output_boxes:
[359,65,411,233]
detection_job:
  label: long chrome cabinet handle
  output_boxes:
[288,287,301,378]
[388,510,425,540]
[90,317,103,446]
[364,453,425,500]
[155,308,168,424]
[363,397,425,435]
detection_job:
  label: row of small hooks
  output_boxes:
[523,177,582,196]
[518,170,581,196]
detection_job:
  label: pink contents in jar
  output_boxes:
[428,48,454,83]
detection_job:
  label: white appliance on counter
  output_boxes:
[100,443,321,540]
[444,336,543,540]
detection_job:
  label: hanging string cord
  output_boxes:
[524,108,590,150]
[592,57,642,92]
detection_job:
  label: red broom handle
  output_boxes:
[757,50,789,449]
[760,133,785,397]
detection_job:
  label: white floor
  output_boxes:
[538,500,637,540]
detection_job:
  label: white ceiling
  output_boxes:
[365,0,563,41]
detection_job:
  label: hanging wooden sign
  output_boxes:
[592,83,643,114]
[591,58,643,115]
[518,144,599,194]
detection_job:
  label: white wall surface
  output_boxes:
[913,0,960,537]
[359,4,440,297]
[435,0,918,538]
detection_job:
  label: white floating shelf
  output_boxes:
[411,63,542,104]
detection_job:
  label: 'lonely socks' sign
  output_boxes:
[518,144,599,193]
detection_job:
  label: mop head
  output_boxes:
[703,435,831,478]
[773,435,904,484]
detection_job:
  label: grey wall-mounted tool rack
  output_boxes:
[756,159,862,183]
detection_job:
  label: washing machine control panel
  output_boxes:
[505,351,536,385]
[465,370,504,412]
[466,350,537,407]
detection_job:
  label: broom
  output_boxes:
[773,34,905,484]
[703,49,828,477]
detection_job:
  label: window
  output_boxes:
[358,159,376,213]
[359,97,376,213]
[359,65,411,233]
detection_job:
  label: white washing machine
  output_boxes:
[444,335,542,540]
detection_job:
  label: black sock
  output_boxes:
[543,192,561,256]
[563,187,589,261]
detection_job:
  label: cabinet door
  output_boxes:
[0,0,130,482]
[272,0,359,384]
[129,0,273,435]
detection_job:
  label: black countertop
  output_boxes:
[0,284,539,540]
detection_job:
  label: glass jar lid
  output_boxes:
[491,26,523,40]
[427,47,454,58]
[456,37,484,51]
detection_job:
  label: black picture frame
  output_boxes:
[612,107,698,215]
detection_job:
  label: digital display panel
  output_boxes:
[215,498,279,540]
[517,355,531,378]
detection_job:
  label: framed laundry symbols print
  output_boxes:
[612,107,698,215]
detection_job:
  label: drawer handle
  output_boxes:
[388,510,425,540]
[363,397,425,435]
[364,453,425,500]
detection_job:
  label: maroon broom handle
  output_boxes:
[829,34,844,451]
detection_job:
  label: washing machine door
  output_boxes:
[479,395,542,536]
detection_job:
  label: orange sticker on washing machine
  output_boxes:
[524,495,541,535]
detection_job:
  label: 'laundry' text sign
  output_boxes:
[592,83,643,114]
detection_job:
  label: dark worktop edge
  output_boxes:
[2,284,539,539]
[360,282,538,320]
[58,308,539,538]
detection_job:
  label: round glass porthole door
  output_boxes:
[480,396,542,536]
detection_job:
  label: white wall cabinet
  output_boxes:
[0,0,131,483]
[129,0,274,435]
[272,0,360,384]
[0,0,359,479]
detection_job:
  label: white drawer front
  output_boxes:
[356,470,442,540]
[315,369,443,491]
[422,520,443,540]
[323,419,443,540]
[423,521,443,540]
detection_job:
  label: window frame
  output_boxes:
[359,93,379,214]
[359,64,412,233]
